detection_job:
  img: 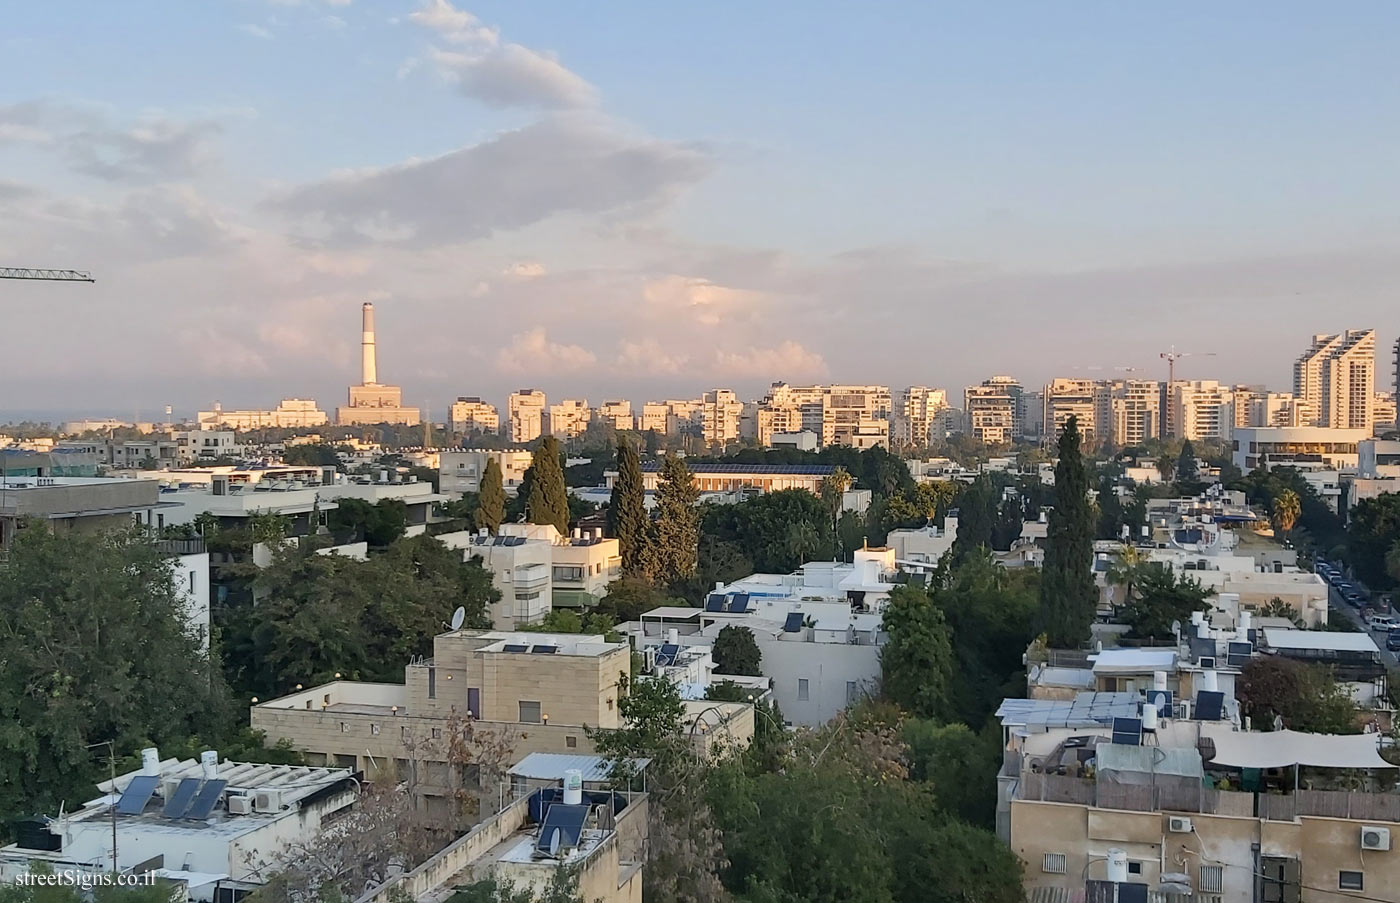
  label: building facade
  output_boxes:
[449,397,500,434]
[965,377,1024,444]
[1168,380,1236,442]
[197,398,329,430]
[440,449,534,496]
[508,390,547,444]
[337,303,421,425]
[1294,329,1376,431]
[892,386,951,448]
[548,399,591,440]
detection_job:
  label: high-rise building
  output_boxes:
[754,383,890,448]
[1041,378,1101,446]
[1374,392,1398,434]
[1167,380,1235,442]
[1247,392,1307,428]
[1106,380,1162,448]
[548,399,591,439]
[1293,329,1375,430]
[447,397,499,434]
[699,389,744,446]
[964,377,1023,444]
[1392,336,1399,396]
[507,389,547,443]
[336,303,421,426]
[893,386,950,448]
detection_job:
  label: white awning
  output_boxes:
[1204,727,1395,770]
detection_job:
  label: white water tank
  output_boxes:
[1200,670,1218,692]
[1237,610,1252,639]
[1196,620,1210,639]
[1105,848,1129,884]
[563,769,583,805]
[140,748,161,776]
[668,628,679,646]
[200,750,219,780]
[1152,671,1168,692]
[1191,611,1205,627]
[1141,703,1159,732]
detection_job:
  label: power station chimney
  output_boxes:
[361,302,378,385]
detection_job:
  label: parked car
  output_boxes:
[1370,616,1398,632]
[1387,628,1400,652]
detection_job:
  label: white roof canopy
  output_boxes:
[1204,726,1395,770]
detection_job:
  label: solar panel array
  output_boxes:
[502,643,530,653]
[705,594,726,612]
[783,612,804,633]
[994,692,1143,729]
[115,775,159,815]
[534,803,591,856]
[639,463,838,475]
[185,779,228,820]
[1144,690,1173,717]
[530,645,558,654]
[162,777,201,818]
[656,643,680,667]
[1226,641,1254,668]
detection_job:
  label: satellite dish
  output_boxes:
[1171,619,1181,639]
[548,827,561,856]
[449,606,466,631]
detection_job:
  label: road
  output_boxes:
[1322,575,1399,667]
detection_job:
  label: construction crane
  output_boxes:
[0,267,94,283]
[1160,346,1216,384]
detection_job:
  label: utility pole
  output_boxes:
[87,740,118,871]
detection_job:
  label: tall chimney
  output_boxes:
[361,302,378,385]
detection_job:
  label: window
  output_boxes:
[339,722,349,733]
[797,679,809,701]
[188,572,196,593]
[519,700,542,723]
[401,726,410,741]
[370,723,380,736]
[566,736,577,748]
[427,667,436,699]
[1339,871,1364,891]
[1042,853,1067,875]
[552,566,585,582]
[431,728,442,739]
[1127,861,1142,876]
[1198,865,1223,894]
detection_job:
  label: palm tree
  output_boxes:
[1155,454,1175,483]
[1272,489,1301,540]
[819,467,853,556]
[1105,545,1147,608]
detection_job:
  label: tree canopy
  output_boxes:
[525,436,570,534]
[476,457,506,533]
[701,489,833,574]
[1116,563,1213,640]
[1236,657,1360,734]
[712,625,762,676]
[608,441,652,578]
[1039,416,1096,646]
[879,587,954,721]
[653,454,700,583]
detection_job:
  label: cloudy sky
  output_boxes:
[3,1,1399,420]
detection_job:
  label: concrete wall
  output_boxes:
[756,636,879,726]
[4,479,159,517]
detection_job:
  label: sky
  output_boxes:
[2,1,1399,420]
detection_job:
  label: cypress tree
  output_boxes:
[476,457,505,532]
[653,454,700,583]
[526,436,570,535]
[608,441,653,577]
[1039,415,1096,646]
[951,476,995,560]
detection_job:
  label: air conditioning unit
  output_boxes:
[1362,826,1391,851]
[253,790,282,813]
[1168,816,1193,833]
[227,795,253,816]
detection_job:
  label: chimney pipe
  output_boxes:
[361,302,378,385]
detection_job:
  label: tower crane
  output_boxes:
[1159,346,1215,384]
[0,267,94,282]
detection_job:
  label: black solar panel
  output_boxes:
[183,779,227,820]
[115,775,159,815]
[530,645,558,654]
[639,463,838,475]
[535,803,590,855]
[705,594,726,612]
[162,777,202,818]
[730,593,751,613]
[1111,717,1142,745]
[1195,691,1225,721]
[783,612,803,632]
[658,643,680,664]
[502,644,529,653]
[1145,690,1173,717]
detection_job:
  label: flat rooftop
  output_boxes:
[1261,628,1380,654]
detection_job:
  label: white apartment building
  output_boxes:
[1231,426,1369,472]
[548,399,591,440]
[637,399,703,436]
[1247,391,1308,428]
[0,751,358,902]
[439,449,534,496]
[197,398,329,430]
[755,383,891,448]
[699,389,744,445]
[1107,380,1161,447]
[964,376,1024,444]
[172,428,239,462]
[1374,391,1397,433]
[892,386,951,448]
[1168,380,1235,441]
[1042,379,1101,446]
[1358,439,1400,479]
[507,389,547,443]
[593,400,632,431]
[1294,329,1376,430]
[448,396,500,434]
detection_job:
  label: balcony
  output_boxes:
[513,563,549,592]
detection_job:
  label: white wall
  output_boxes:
[171,552,210,650]
[756,637,880,726]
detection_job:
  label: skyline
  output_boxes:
[4,1,1400,417]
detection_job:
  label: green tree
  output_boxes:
[596,576,685,621]
[1039,415,1096,646]
[1344,493,1400,589]
[1237,656,1360,734]
[0,527,232,823]
[991,493,1023,552]
[703,490,832,573]
[837,510,867,560]
[477,457,506,532]
[879,586,954,720]
[903,720,1001,828]
[607,441,653,577]
[282,443,343,468]
[653,455,700,583]
[327,498,408,547]
[525,436,570,534]
[712,625,762,676]
[1176,439,1199,484]
[1117,564,1213,639]
[950,476,995,560]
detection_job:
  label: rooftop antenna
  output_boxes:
[448,606,466,631]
